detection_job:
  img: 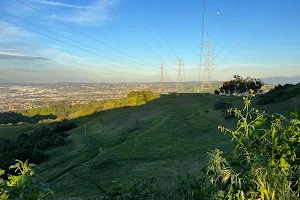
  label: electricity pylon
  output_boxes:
[176,60,184,93]
[159,64,164,93]
[198,41,215,93]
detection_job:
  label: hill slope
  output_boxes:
[34,94,239,199]
[1,92,299,199]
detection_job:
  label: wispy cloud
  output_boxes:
[29,0,94,10]
[2,0,119,26]
[0,22,33,38]
[13,68,53,73]
[48,0,119,26]
[0,52,49,60]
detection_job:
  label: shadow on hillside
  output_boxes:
[74,93,222,121]
[0,112,57,125]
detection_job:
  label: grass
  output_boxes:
[0,92,298,199]
[36,94,237,199]
[0,124,35,141]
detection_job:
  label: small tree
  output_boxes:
[217,75,264,95]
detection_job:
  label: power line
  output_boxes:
[213,0,273,71]
[15,0,155,66]
[99,0,176,71]
[212,0,240,53]
[196,0,207,92]
[0,28,155,73]
[0,9,155,68]
[0,42,156,78]
[137,0,180,61]
[213,18,241,60]
[123,0,178,65]
[0,44,106,74]
[200,0,207,48]
[0,17,155,72]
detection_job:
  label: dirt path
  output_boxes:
[84,125,87,137]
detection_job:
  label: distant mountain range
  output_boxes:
[261,76,300,85]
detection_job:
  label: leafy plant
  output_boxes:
[179,90,300,199]
[0,160,54,200]
[198,90,300,199]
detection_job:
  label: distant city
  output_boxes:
[0,83,152,112]
[0,80,279,113]
[0,82,200,112]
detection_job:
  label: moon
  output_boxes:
[217,12,220,15]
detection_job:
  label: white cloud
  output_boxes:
[0,22,33,39]
[29,0,95,9]
[49,0,119,26]
[2,0,119,26]
[0,52,23,56]
[0,51,50,60]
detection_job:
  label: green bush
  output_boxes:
[0,160,53,199]
[201,91,300,199]
[178,91,300,199]
[52,120,77,133]
[0,112,56,125]
[0,122,76,171]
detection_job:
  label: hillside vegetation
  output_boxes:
[0,86,299,199]
[257,83,300,105]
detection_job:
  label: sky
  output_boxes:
[0,0,299,83]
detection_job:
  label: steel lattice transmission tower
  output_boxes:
[198,41,215,93]
[159,64,164,93]
[176,60,184,93]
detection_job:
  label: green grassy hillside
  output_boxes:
[1,92,299,199]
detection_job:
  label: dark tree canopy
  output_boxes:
[218,75,264,95]
[0,121,77,172]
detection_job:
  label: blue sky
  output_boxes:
[0,0,299,83]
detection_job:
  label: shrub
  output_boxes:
[0,122,76,171]
[35,139,52,150]
[178,91,300,199]
[30,150,45,164]
[52,120,77,133]
[200,90,300,199]
[0,112,56,125]
[0,160,53,199]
